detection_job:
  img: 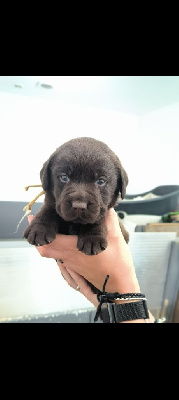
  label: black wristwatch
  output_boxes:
[100,300,149,323]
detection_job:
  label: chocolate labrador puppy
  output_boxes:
[24,137,129,291]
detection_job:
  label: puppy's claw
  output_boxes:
[23,223,56,247]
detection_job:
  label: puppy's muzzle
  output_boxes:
[57,187,103,224]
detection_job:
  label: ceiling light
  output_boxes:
[14,84,23,88]
[40,83,53,89]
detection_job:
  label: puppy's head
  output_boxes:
[40,137,128,224]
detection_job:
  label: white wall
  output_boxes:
[136,103,179,192]
[0,92,178,203]
[0,92,138,202]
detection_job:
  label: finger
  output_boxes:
[59,263,92,295]
[65,267,99,307]
[66,267,88,289]
[58,263,79,289]
[106,208,124,238]
[36,234,78,258]
[58,265,99,307]
[28,215,35,224]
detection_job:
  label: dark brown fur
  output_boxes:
[24,137,129,292]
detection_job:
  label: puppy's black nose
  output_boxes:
[72,201,87,210]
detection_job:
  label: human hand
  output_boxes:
[28,209,140,294]
[27,212,156,322]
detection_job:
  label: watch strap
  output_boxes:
[101,300,149,323]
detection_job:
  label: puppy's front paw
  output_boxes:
[77,235,107,255]
[24,223,56,246]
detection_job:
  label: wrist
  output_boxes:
[94,275,150,323]
[104,273,141,296]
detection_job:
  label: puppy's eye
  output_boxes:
[96,178,106,186]
[60,174,69,183]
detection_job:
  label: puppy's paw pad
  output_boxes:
[23,224,56,246]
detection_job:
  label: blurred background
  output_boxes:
[0,75,179,201]
[0,76,178,323]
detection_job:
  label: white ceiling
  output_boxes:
[0,76,179,116]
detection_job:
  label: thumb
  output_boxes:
[106,208,122,237]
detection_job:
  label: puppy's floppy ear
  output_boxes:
[40,158,51,191]
[109,165,128,208]
[118,166,128,199]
